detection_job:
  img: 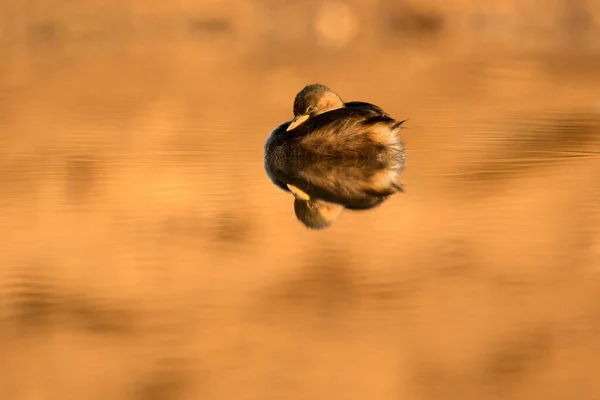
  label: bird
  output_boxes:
[264,83,408,229]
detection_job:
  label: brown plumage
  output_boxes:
[264,84,408,229]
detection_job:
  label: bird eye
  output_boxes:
[306,105,315,114]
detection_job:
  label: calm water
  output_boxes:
[1,2,600,399]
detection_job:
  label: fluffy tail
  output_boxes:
[389,119,407,193]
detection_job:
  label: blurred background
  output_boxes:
[1,0,600,398]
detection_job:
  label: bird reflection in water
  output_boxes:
[264,84,408,230]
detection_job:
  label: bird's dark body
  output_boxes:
[264,102,406,209]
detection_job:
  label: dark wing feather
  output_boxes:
[344,101,389,116]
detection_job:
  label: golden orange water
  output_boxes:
[1,1,600,399]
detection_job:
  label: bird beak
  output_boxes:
[286,114,310,131]
[287,184,311,201]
